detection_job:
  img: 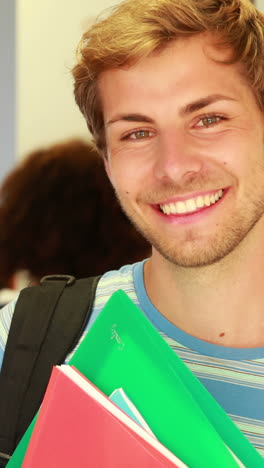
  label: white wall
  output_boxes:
[256,0,264,11]
[17,0,121,159]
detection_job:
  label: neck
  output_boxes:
[144,231,264,348]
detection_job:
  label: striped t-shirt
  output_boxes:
[0,260,263,456]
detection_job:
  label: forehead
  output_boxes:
[98,34,252,116]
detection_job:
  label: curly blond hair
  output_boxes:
[72,0,264,154]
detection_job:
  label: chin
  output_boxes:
[151,235,244,268]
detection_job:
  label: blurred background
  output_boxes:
[0,0,125,179]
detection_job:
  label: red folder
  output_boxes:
[22,366,188,468]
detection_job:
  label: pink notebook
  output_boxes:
[22,365,188,468]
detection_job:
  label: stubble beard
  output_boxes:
[115,183,264,269]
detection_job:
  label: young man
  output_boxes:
[1,0,263,457]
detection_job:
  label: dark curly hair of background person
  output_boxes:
[0,139,150,286]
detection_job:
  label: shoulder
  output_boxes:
[64,262,143,362]
[89,262,141,327]
[96,262,138,300]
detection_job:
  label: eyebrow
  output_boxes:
[179,94,236,116]
[106,94,236,127]
[106,113,154,127]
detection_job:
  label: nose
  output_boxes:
[153,133,204,183]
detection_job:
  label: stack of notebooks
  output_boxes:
[7,290,264,467]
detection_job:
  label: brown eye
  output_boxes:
[202,116,218,127]
[132,130,151,139]
[197,115,221,128]
[121,129,154,141]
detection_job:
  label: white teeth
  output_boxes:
[169,203,177,214]
[162,204,168,214]
[176,201,186,214]
[196,196,204,208]
[186,198,196,212]
[160,189,224,215]
[204,195,211,206]
[210,194,216,204]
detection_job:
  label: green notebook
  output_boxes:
[70,290,263,468]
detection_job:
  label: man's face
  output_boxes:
[99,34,264,267]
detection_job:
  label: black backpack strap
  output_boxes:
[0,274,101,461]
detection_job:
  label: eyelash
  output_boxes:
[120,113,227,141]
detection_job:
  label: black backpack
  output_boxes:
[0,274,101,467]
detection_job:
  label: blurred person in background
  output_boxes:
[0,138,150,304]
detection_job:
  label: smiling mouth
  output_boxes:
[159,189,224,215]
